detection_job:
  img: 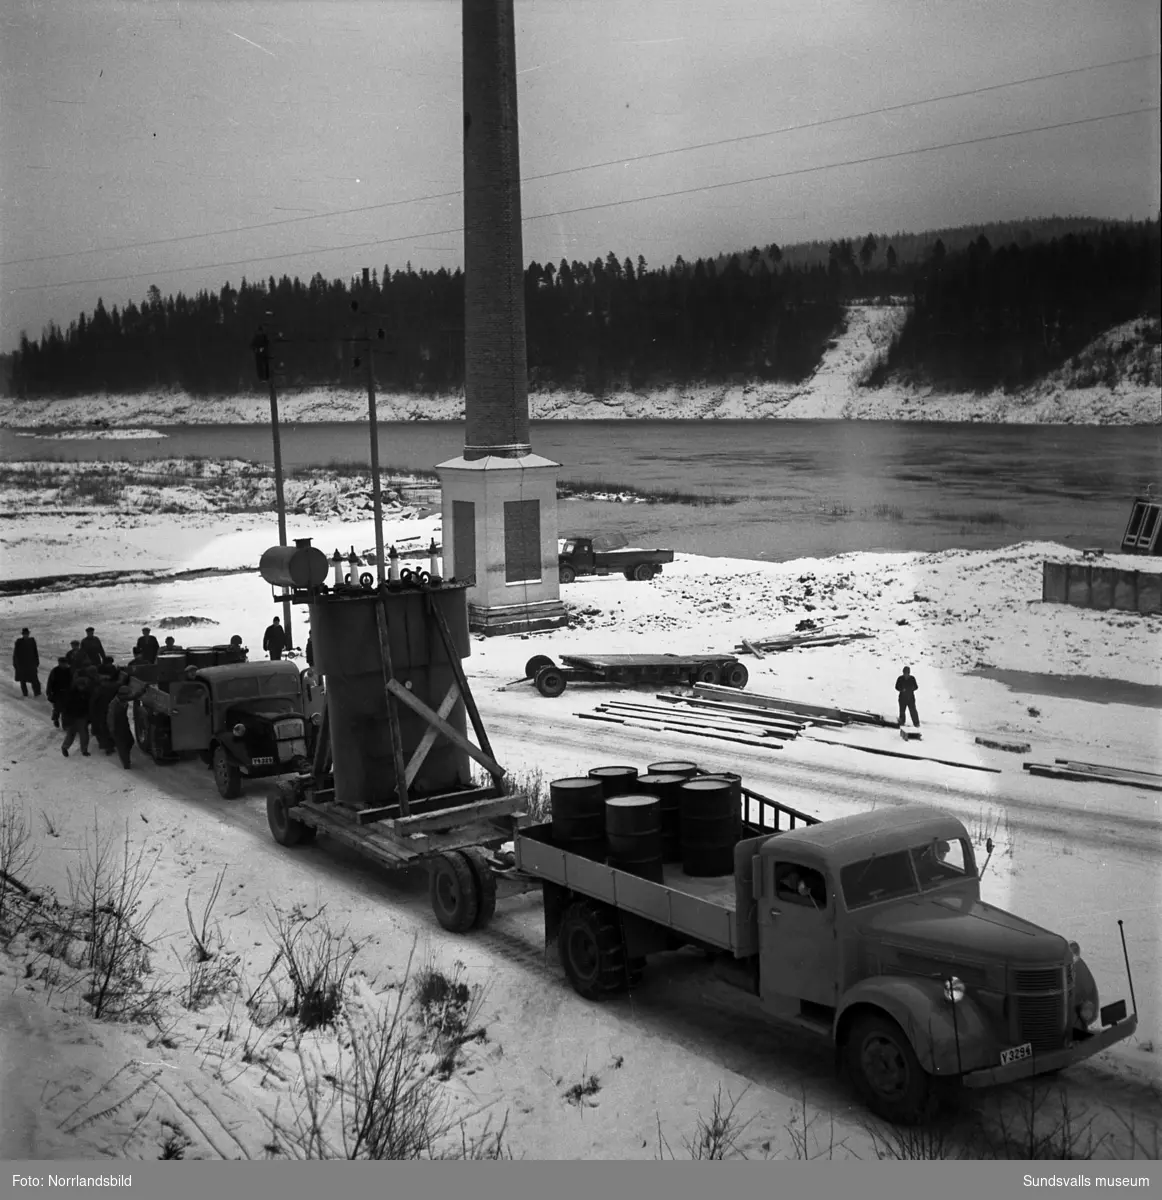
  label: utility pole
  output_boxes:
[252,321,293,648]
[353,268,388,585]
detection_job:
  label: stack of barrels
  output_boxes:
[548,759,743,881]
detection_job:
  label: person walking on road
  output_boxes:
[89,669,120,755]
[60,674,93,757]
[134,627,160,664]
[895,666,920,728]
[46,656,72,727]
[13,628,41,697]
[262,617,286,661]
[79,627,106,667]
[107,687,135,769]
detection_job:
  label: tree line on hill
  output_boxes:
[6,216,1157,399]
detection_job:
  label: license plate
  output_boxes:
[251,755,274,766]
[1000,1042,1033,1066]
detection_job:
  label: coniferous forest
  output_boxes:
[7,216,1158,399]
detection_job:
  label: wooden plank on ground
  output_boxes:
[1053,758,1162,781]
[740,638,765,659]
[811,738,1002,773]
[1023,763,1162,792]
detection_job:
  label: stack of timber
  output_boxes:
[735,628,873,658]
[1023,757,1162,792]
[693,682,893,727]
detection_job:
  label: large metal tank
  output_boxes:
[309,582,473,809]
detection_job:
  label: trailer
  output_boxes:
[558,537,675,583]
[258,539,528,933]
[521,652,750,698]
[511,764,1139,1124]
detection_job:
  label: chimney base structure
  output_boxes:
[437,452,567,636]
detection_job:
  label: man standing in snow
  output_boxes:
[12,628,40,697]
[79,627,106,667]
[60,674,93,757]
[895,666,920,728]
[46,656,72,727]
[89,668,121,755]
[107,687,135,769]
[262,617,286,661]
[134,627,160,663]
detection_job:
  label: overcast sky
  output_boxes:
[1,0,1158,352]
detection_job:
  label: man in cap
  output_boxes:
[107,685,136,769]
[895,665,920,728]
[12,627,40,697]
[79,627,106,668]
[90,666,121,755]
[60,672,93,757]
[46,656,72,727]
[134,627,160,664]
[262,617,286,661]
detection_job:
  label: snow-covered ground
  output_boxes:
[1,493,1160,1160]
[2,306,1158,430]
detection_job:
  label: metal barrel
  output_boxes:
[633,772,687,863]
[550,776,607,860]
[679,777,738,877]
[647,759,700,778]
[587,764,641,798]
[605,795,664,883]
[699,772,744,832]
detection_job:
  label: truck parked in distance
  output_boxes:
[558,536,675,583]
[515,789,1137,1123]
[131,648,324,798]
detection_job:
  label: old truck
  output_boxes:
[514,782,1138,1123]
[131,648,324,799]
[559,537,674,583]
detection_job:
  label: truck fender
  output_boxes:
[835,976,993,1078]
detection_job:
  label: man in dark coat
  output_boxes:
[305,634,314,667]
[89,669,120,755]
[134,627,160,664]
[107,687,135,769]
[46,657,72,727]
[13,628,40,697]
[262,617,287,661]
[65,640,83,666]
[895,665,920,728]
[60,675,93,757]
[79,627,106,667]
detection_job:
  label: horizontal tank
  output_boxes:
[310,582,473,810]
[260,538,330,590]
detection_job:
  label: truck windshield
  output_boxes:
[842,837,975,909]
[215,675,300,702]
[561,540,576,555]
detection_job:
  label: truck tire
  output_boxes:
[212,744,243,800]
[460,847,498,929]
[723,662,749,689]
[133,703,149,751]
[845,1013,935,1125]
[535,665,567,698]
[695,663,721,685]
[557,900,631,1000]
[559,564,576,584]
[525,654,555,681]
[429,851,480,933]
[266,786,316,847]
[633,563,655,581]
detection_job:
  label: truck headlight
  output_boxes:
[1069,940,1081,962]
[943,976,966,1003]
[311,712,322,727]
[232,722,247,738]
[1078,999,1097,1025]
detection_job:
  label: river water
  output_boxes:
[4,420,1159,562]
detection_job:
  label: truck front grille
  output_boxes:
[275,719,304,740]
[1016,968,1061,991]
[1013,965,1068,1052]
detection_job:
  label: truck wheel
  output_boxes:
[133,704,149,751]
[559,565,576,584]
[212,745,243,800]
[622,569,635,581]
[724,662,749,689]
[633,563,655,581]
[695,663,721,685]
[460,847,498,929]
[845,1013,935,1125]
[525,654,554,681]
[535,666,567,698]
[429,852,480,932]
[558,900,631,1000]
[266,786,315,847]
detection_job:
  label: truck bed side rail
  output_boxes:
[739,785,821,832]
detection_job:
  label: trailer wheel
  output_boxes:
[429,852,480,933]
[460,847,498,929]
[558,900,631,1000]
[535,665,567,698]
[723,662,749,689]
[695,663,721,685]
[845,1013,935,1125]
[525,654,555,681]
[633,563,655,581]
[559,564,576,584]
[212,745,243,799]
[266,785,316,846]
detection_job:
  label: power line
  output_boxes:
[11,105,1158,295]
[3,50,1156,270]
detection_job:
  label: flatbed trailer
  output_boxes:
[521,652,750,697]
